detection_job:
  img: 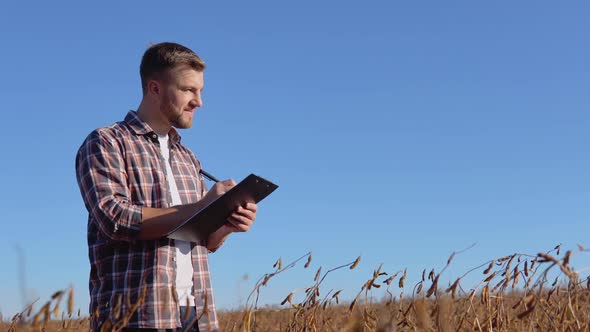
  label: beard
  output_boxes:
[160,96,193,129]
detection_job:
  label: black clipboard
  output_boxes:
[166,174,278,243]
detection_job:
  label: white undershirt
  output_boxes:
[157,133,195,306]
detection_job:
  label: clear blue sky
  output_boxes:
[1,0,589,317]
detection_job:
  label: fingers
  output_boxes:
[220,179,237,188]
[243,202,258,213]
[210,179,236,197]
[220,179,236,193]
[236,205,256,219]
[226,204,257,232]
[227,215,253,232]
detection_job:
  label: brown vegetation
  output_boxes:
[3,244,590,331]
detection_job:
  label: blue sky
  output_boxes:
[1,0,589,317]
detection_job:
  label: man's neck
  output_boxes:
[136,100,171,135]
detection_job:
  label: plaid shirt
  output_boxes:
[75,111,218,331]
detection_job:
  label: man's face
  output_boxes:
[157,65,204,130]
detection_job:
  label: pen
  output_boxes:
[199,169,220,183]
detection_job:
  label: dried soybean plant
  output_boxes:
[6,286,88,332]
[240,252,363,332]
[286,255,363,331]
[241,252,313,330]
[4,285,149,332]
[7,243,590,332]
[227,243,590,332]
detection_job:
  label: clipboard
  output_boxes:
[166,174,278,243]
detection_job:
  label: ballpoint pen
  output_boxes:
[199,169,220,183]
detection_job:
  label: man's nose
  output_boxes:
[190,95,203,109]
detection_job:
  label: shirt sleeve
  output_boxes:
[75,130,142,241]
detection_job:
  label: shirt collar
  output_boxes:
[124,110,182,143]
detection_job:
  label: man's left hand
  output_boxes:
[226,202,257,232]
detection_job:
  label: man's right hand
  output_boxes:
[138,179,236,240]
[201,179,236,206]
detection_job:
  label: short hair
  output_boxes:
[140,42,206,93]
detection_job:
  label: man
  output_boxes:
[76,42,257,332]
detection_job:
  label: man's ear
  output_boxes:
[146,79,161,97]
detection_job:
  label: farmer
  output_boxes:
[76,42,257,332]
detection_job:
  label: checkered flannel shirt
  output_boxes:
[76,111,218,331]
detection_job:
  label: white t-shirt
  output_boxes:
[158,133,195,306]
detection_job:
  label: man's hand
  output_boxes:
[202,179,258,252]
[202,179,258,232]
[201,179,236,206]
[206,200,258,251]
[226,202,257,232]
